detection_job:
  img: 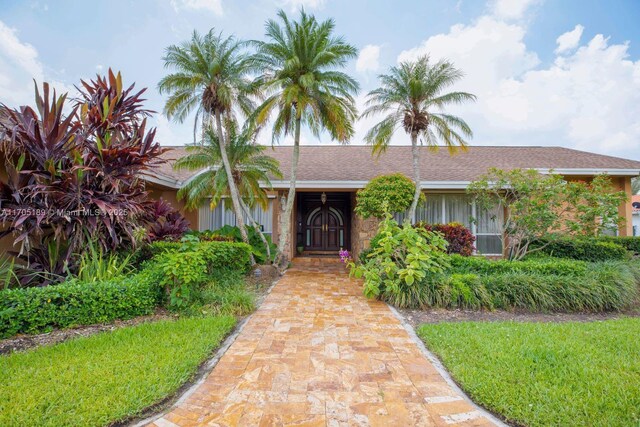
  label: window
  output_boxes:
[198,199,274,236]
[398,193,504,255]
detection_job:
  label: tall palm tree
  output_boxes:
[158,29,256,251]
[175,123,282,261]
[251,9,359,265]
[362,56,476,222]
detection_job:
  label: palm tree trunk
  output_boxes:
[213,111,255,266]
[240,198,272,263]
[275,115,301,268]
[408,132,422,224]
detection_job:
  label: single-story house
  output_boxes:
[144,145,640,259]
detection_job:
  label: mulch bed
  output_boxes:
[0,309,175,355]
[398,306,640,328]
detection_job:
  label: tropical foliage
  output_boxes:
[417,222,476,256]
[468,168,627,260]
[250,9,359,265]
[355,173,422,219]
[0,71,165,285]
[175,125,281,210]
[348,212,450,307]
[362,56,476,222]
[158,29,257,253]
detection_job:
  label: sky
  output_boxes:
[1,0,640,160]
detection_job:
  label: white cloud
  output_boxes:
[356,44,381,73]
[490,0,540,20]
[170,0,223,16]
[391,10,640,159]
[555,24,584,54]
[279,0,326,11]
[0,20,73,107]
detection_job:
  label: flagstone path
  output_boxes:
[149,260,498,427]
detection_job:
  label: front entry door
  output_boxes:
[303,204,348,251]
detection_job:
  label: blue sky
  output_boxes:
[1,0,639,159]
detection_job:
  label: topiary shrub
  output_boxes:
[417,222,476,256]
[355,174,424,219]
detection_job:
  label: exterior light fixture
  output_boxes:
[321,192,327,205]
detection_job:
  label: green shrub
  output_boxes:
[449,254,589,276]
[480,261,638,312]
[419,273,493,310]
[532,238,628,261]
[355,174,423,219]
[349,213,450,308]
[600,236,640,254]
[141,240,252,273]
[0,274,161,338]
[75,243,133,283]
[212,225,276,264]
[154,250,208,308]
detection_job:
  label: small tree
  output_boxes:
[468,168,627,260]
[564,175,627,237]
[355,174,423,219]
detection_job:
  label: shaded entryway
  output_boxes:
[148,260,499,426]
[296,192,351,255]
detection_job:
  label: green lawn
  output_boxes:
[0,315,236,427]
[418,319,640,427]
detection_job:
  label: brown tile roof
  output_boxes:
[153,145,640,187]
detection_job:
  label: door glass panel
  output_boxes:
[306,230,311,246]
[340,230,344,247]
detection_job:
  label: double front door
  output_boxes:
[299,194,349,252]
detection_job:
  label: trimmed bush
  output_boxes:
[600,236,640,254]
[531,238,628,262]
[0,240,252,338]
[417,222,476,256]
[355,173,423,219]
[0,275,161,338]
[449,254,589,276]
[141,240,252,273]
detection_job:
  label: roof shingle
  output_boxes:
[153,145,640,185]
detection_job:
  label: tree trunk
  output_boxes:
[213,111,255,266]
[240,198,272,263]
[275,115,301,268]
[407,132,422,224]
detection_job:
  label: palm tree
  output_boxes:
[362,56,476,223]
[158,29,256,252]
[174,123,282,261]
[251,9,359,265]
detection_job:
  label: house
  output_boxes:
[144,145,640,259]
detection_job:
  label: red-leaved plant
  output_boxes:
[145,199,190,242]
[0,70,167,285]
[416,222,476,256]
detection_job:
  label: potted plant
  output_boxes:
[296,245,304,255]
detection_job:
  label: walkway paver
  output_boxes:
[150,261,497,427]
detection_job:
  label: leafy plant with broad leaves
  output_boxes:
[348,210,450,307]
[355,173,423,219]
[0,71,166,285]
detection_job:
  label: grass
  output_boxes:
[417,319,640,427]
[180,270,256,317]
[0,315,236,427]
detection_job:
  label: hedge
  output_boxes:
[0,240,253,338]
[531,238,628,262]
[142,241,252,273]
[599,236,640,254]
[449,254,589,276]
[0,275,161,338]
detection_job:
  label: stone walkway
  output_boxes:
[149,260,497,427]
